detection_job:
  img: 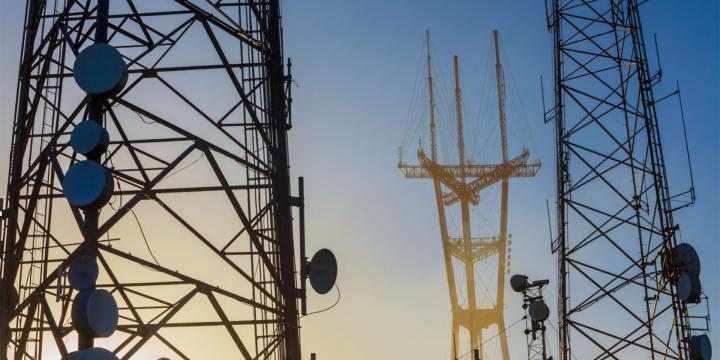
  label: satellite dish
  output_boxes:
[309,249,337,295]
[62,160,114,210]
[72,289,119,337]
[73,347,119,360]
[528,300,550,322]
[71,121,109,157]
[690,334,712,360]
[510,274,529,293]
[677,273,702,304]
[73,43,128,96]
[68,255,99,291]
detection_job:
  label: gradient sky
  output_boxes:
[1,1,718,359]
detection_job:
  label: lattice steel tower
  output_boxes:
[547,0,712,359]
[399,30,540,359]
[0,1,309,359]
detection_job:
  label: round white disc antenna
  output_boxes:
[309,249,337,295]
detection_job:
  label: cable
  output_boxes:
[165,153,205,180]
[129,208,161,266]
[300,284,341,318]
[455,316,525,359]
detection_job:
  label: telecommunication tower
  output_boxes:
[0,1,335,359]
[546,0,712,359]
[398,30,540,359]
[510,275,552,360]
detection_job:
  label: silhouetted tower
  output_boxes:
[546,0,712,359]
[510,275,552,360]
[399,30,540,359]
[0,1,310,359]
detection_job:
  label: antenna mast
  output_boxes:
[0,1,313,359]
[399,31,541,359]
[548,0,712,358]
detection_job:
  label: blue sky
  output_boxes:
[0,1,718,359]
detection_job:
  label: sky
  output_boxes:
[0,1,718,360]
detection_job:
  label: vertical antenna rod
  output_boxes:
[426,30,438,163]
[454,56,467,170]
[453,56,480,352]
[492,29,511,360]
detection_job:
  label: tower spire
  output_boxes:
[426,30,438,163]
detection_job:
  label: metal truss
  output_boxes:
[547,0,707,358]
[0,0,301,359]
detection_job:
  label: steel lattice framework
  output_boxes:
[0,0,302,359]
[548,0,708,358]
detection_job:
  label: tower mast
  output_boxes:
[548,0,712,358]
[400,31,541,359]
[426,30,438,163]
[493,29,511,360]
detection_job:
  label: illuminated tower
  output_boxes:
[399,30,540,359]
[0,1,319,359]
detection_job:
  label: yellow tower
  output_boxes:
[398,30,540,359]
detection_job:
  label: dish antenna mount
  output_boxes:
[292,177,338,315]
[511,274,553,360]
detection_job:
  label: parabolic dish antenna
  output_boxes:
[72,289,119,337]
[690,334,712,360]
[68,255,99,291]
[71,121,109,157]
[677,273,702,304]
[86,289,119,337]
[528,300,550,322]
[74,347,119,360]
[62,160,114,210]
[510,274,529,293]
[309,249,337,295]
[73,43,128,96]
[674,243,701,277]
